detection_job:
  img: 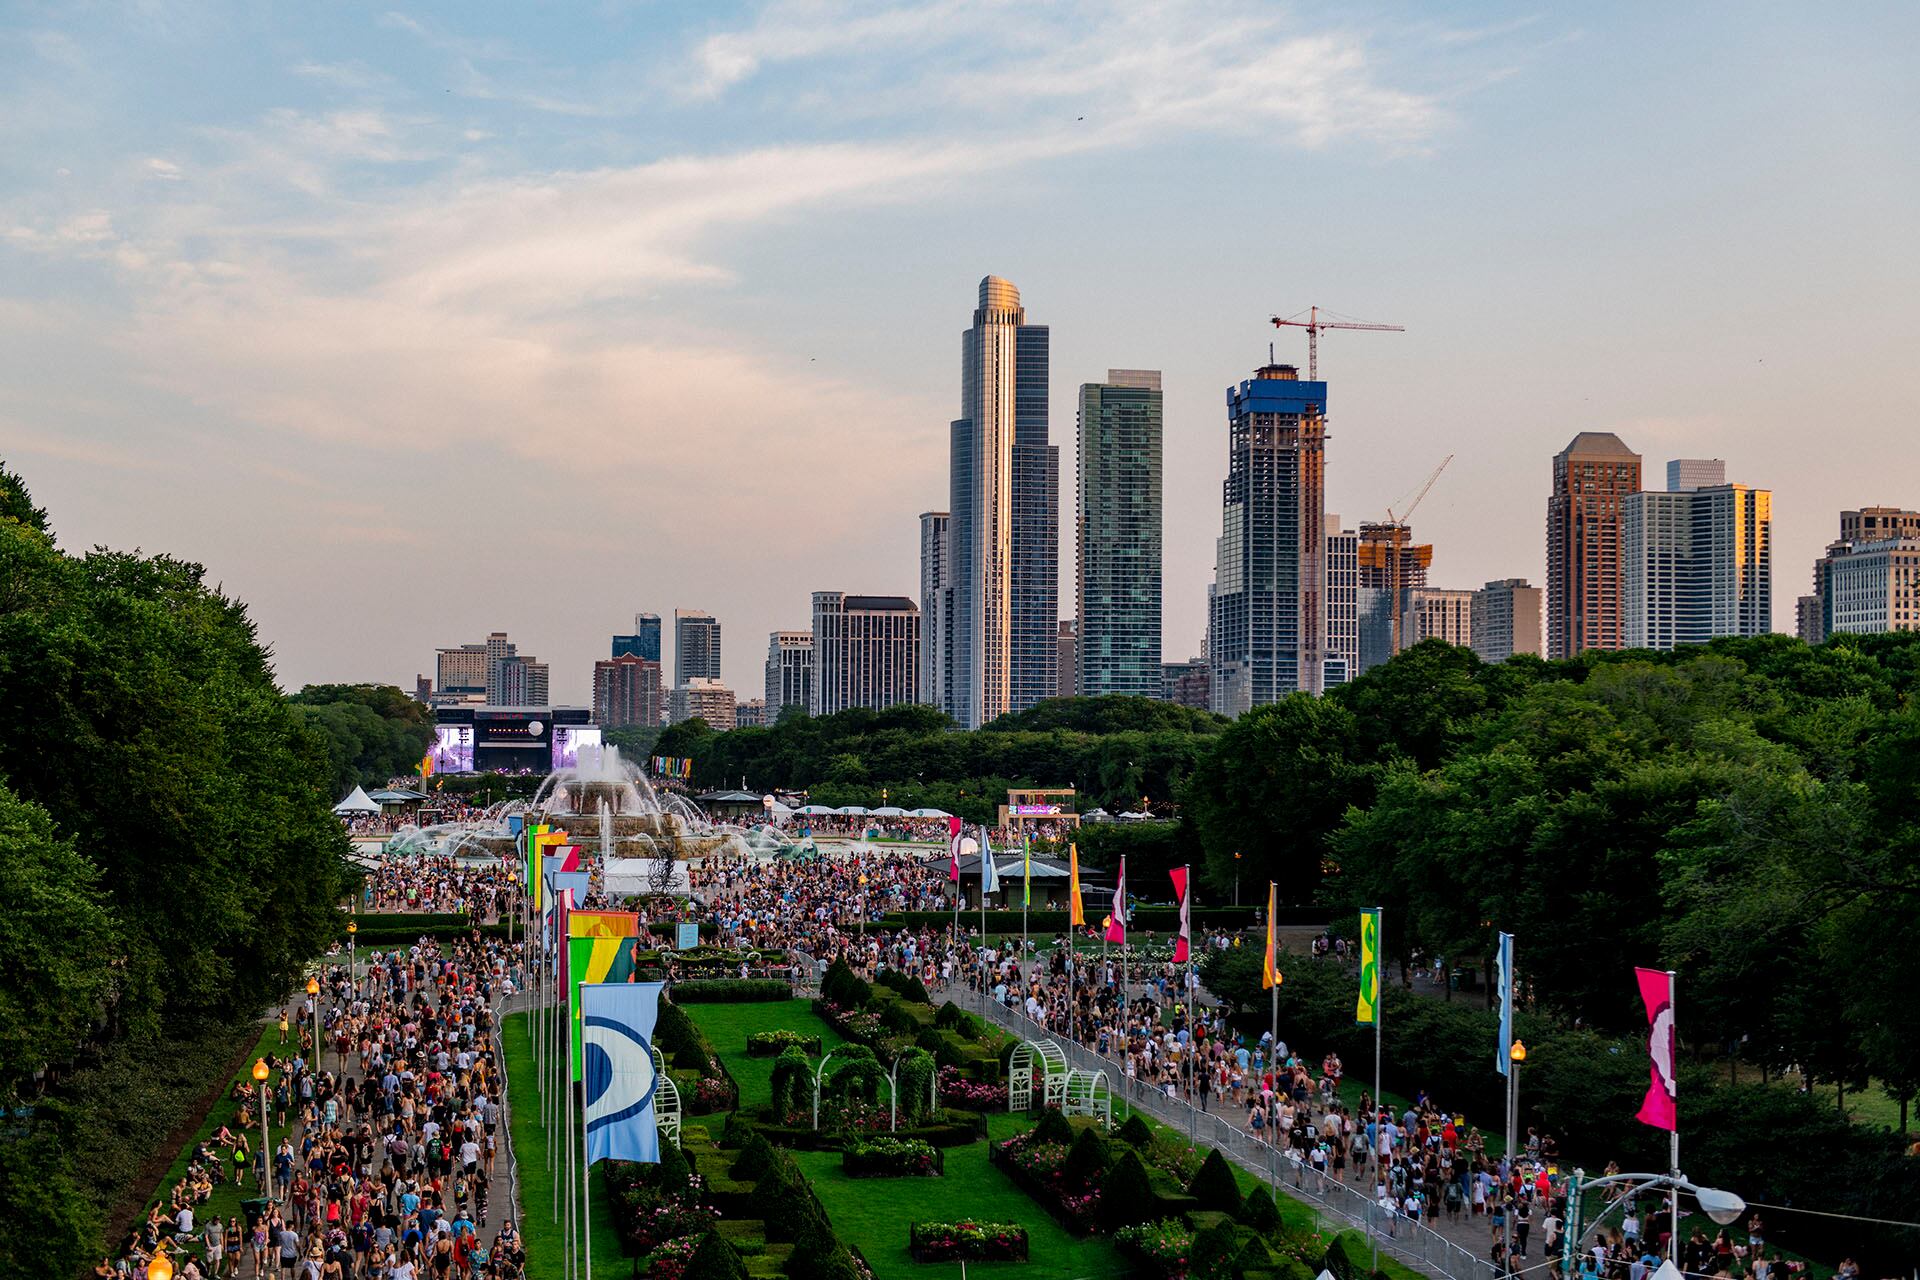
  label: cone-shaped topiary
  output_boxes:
[1030,1107,1074,1146]
[1062,1126,1111,1187]
[1101,1150,1155,1230]
[1241,1185,1283,1233]
[1188,1148,1243,1215]
[654,1139,694,1195]
[730,1130,775,1182]
[683,1231,747,1280]
[1117,1114,1155,1148]
[1191,1221,1243,1280]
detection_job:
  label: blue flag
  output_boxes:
[581,981,666,1165]
[1495,931,1515,1077]
[980,827,999,896]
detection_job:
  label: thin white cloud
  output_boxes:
[145,157,184,180]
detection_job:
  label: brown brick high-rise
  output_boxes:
[1547,432,1642,659]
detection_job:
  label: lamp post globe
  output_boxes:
[252,1057,273,1200]
[1694,1185,1747,1226]
[1510,1041,1527,1064]
[147,1246,174,1280]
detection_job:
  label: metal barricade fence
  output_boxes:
[969,996,1500,1280]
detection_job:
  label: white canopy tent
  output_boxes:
[332,786,381,816]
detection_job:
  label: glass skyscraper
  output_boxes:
[946,276,1057,728]
[1076,371,1163,697]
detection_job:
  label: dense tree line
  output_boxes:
[0,463,355,1272]
[287,682,435,796]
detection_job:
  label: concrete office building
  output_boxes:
[1056,620,1077,700]
[1667,459,1727,493]
[1547,432,1643,658]
[1472,579,1544,662]
[946,276,1057,727]
[1624,475,1772,650]
[1161,659,1211,709]
[613,613,662,662]
[735,698,767,729]
[1803,507,1920,641]
[673,610,722,689]
[1076,370,1163,698]
[764,631,813,719]
[1324,517,1359,689]
[593,655,663,729]
[918,512,952,709]
[490,654,549,707]
[1207,363,1328,713]
[671,678,735,730]
[810,593,921,716]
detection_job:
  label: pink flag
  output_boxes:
[558,845,582,873]
[1634,967,1677,1131]
[1105,856,1127,943]
[1169,865,1191,964]
[947,817,962,882]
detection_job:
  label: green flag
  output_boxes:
[1356,907,1381,1026]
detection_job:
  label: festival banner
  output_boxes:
[1495,932,1515,1077]
[1634,967,1678,1131]
[1169,865,1191,964]
[1022,835,1032,909]
[581,982,666,1165]
[980,828,999,896]
[568,911,641,939]
[947,817,962,883]
[1355,908,1382,1026]
[1105,856,1127,944]
[1068,842,1085,927]
[569,935,646,1077]
[1261,882,1280,990]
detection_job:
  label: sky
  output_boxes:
[4,1,1919,704]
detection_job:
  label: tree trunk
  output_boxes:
[1837,1078,1846,1116]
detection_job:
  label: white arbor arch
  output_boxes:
[651,1044,682,1148]
[1007,1038,1069,1112]
[1061,1068,1112,1130]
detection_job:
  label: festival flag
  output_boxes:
[1068,842,1085,927]
[1169,865,1191,964]
[947,817,962,883]
[1495,932,1515,1077]
[1022,835,1032,909]
[1634,967,1678,1131]
[419,752,434,780]
[581,981,666,1164]
[980,828,999,897]
[1355,908,1382,1026]
[1261,882,1280,990]
[569,936,646,1077]
[569,911,641,939]
[1105,855,1127,944]
[556,844,583,873]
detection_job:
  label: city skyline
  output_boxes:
[7,4,1919,702]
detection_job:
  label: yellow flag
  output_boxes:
[1356,907,1382,1025]
[1068,843,1085,927]
[1262,882,1280,990]
[419,752,434,779]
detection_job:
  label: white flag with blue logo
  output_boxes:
[581,981,665,1164]
[980,827,999,896]
[1495,932,1514,1077]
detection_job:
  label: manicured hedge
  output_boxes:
[842,1137,942,1177]
[670,979,794,1003]
[749,1112,987,1151]
[880,905,1268,933]
[747,1031,822,1057]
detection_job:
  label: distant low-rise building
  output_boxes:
[1160,658,1210,709]
[1472,579,1544,662]
[671,678,736,730]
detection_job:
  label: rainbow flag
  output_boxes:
[1356,907,1382,1026]
[568,935,645,1078]
[568,911,640,939]
[1262,883,1281,990]
[1067,843,1084,927]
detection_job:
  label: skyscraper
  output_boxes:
[918,512,951,708]
[1800,507,1920,642]
[1401,588,1476,649]
[1076,370,1163,698]
[1667,459,1726,492]
[673,609,722,689]
[613,613,662,662]
[1624,474,1772,649]
[1056,620,1077,700]
[1547,432,1643,659]
[1472,579,1544,662]
[1207,363,1328,713]
[593,655,663,728]
[765,630,813,719]
[1323,516,1358,687]
[947,276,1056,728]
[1355,521,1433,674]
[671,679,735,730]
[810,593,921,716]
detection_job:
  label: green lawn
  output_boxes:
[792,1137,1126,1280]
[684,999,846,1111]
[501,1010,629,1276]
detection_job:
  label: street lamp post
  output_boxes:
[347,918,358,987]
[252,1058,273,1201]
[147,1243,174,1280]
[1233,851,1242,906]
[1562,1170,1745,1276]
[306,976,322,1075]
[857,874,869,938]
[1507,1040,1527,1167]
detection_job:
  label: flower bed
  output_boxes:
[936,1066,1007,1110]
[1116,1219,1192,1279]
[842,1137,943,1177]
[813,998,888,1047]
[747,1029,822,1056]
[989,1131,1102,1233]
[640,1233,702,1280]
[908,1220,1029,1262]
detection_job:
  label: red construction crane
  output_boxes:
[1270,306,1405,380]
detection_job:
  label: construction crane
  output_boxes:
[1270,306,1404,380]
[1380,455,1452,657]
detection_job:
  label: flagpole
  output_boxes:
[1374,907,1384,1148]
[979,827,988,1013]
[1021,835,1030,973]
[1668,967,1680,1265]
[1267,884,1279,1062]
[568,1004,579,1280]
[582,1060,595,1280]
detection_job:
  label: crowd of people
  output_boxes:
[108,916,530,1280]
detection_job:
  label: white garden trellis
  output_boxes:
[1061,1068,1113,1130]
[1007,1038,1069,1112]
[651,1044,682,1148]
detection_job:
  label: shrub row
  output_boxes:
[669,980,793,1003]
[746,1030,822,1056]
[880,904,1266,933]
[841,1137,942,1178]
[908,1220,1028,1262]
